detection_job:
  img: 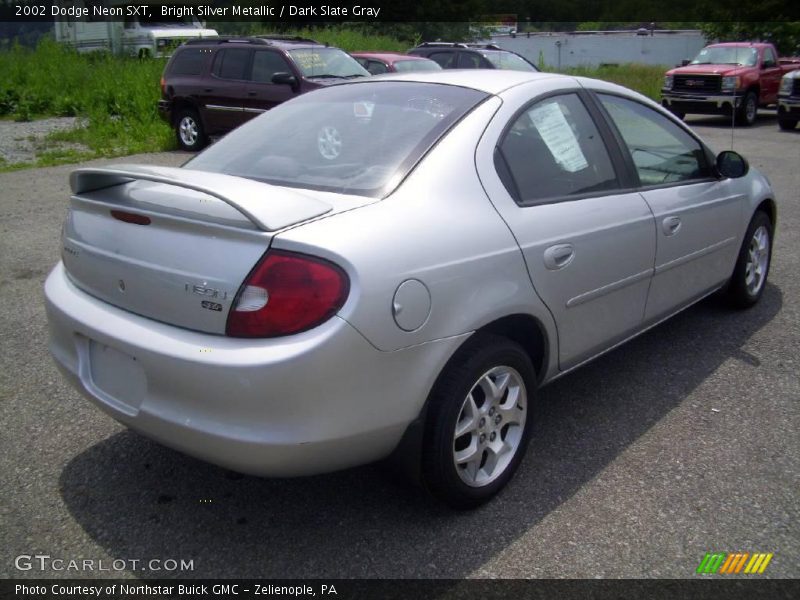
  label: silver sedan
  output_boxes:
[45,71,776,508]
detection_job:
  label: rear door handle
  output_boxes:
[544,244,575,270]
[247,91,257,96]
[662,216,682,236]
[203,88,213,93]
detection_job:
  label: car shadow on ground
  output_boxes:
[59,284,782,578]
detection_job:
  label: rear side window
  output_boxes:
[428,51,456,68]
[168,48,206,76]
[497,93,619,204]
[365,60,388,75]
[458,52,484,68]
[214,49,251,80]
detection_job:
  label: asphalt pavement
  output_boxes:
[1,112,798,579]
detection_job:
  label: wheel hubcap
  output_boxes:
[746,97,756,121]
[179,116,198,146]
[453,366,527,488]
[744,225,769,296]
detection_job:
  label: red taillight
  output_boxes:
[160,76,166,95]
[226,250,350,338]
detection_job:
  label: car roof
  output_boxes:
[708,42,768,49]
[351,52,433,63]
[357,70,561,94]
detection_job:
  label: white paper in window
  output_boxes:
[529,101,588,173]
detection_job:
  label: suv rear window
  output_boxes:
[168,48,206,76]
[187,82,488,197]
[214,48,251,80]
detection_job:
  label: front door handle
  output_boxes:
[247,91,257,96]
[544,244,575,270]
[662,216,682,236]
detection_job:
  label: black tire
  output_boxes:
[778,118,798,131]
[725,211,773,309]
[735,91,758,126]
[422,334,536,509]
[174,108,207,151]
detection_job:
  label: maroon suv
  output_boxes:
[158,36,369,150]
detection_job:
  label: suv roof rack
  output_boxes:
[254,35,321,44]
[465,43,503,50]
[184,37,271,46]
[415,42,469,48]
[184,36,324,47]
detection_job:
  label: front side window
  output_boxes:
[251,51,292,83]
[598,94,711,186]
[187,82,488,197]
[763,47,777,68]
[214,49,251,80]
[497,93,618,204]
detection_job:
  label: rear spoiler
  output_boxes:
[69,164,331,232]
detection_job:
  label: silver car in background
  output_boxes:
[45,71,776,508]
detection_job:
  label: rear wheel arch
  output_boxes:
[387,313,550,484]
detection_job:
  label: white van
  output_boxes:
[54,1,217,57]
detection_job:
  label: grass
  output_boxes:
[0,37,172,171]
[556,64,667,101]
[0,35,665,172]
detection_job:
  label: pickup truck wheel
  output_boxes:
[726,211,772,308]
[736,91,758,126]
[422,334,536,509]
[175,109,207,151]
[778,118,798,131]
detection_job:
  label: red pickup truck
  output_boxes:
[661,42,800,126]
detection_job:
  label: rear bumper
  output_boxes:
[661,91,743,114]
[157,99,172,124]
[44,262,464,476]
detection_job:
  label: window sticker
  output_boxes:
[529,101,589,173]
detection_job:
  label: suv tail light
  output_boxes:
[226,250,349,338]
[160,76,166,95]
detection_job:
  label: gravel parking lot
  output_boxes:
[1,113,798,580]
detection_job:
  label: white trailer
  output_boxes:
[54,0,217,57]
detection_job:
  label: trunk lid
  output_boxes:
[61,165,336,334]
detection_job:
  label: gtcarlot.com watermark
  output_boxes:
[14,554,194,573]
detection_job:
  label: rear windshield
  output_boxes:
[287,48,369,78]
[482,51,537,72]
[187,82,488,197]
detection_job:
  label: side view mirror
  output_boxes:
[716,150,749,179]
[272,72,298,89]
[680,59,690,66]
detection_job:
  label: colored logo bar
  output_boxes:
[696,552,773,574]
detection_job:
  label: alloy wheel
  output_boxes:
[453,365,527,487]
[745,225,770,296]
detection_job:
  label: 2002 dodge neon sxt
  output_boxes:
[45,70,776,507]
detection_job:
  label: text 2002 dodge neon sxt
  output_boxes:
[45,71,776,508]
